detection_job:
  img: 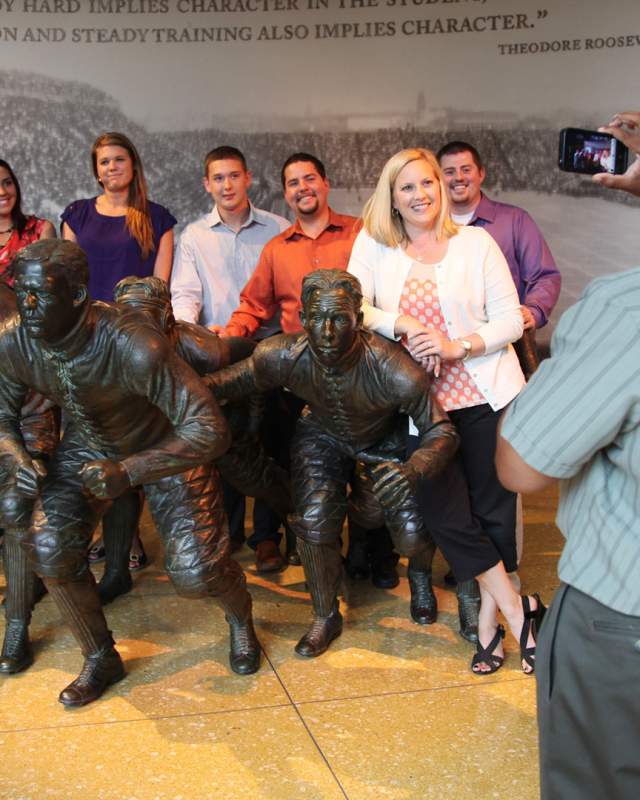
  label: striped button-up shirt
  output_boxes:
[501,268,640,615]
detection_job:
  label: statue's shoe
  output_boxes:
[97,572,133,606]
[408,569,438,625]
[58,648,126,707]
[0,621,33,674]
[229,618,261,675]
[457,593,480,644]
[295,610,343,658]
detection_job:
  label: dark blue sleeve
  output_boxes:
[150,202,177,243]
[60,198,91,236]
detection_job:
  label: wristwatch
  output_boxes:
[459,339,472,361]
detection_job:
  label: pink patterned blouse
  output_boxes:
[399,272,486,412]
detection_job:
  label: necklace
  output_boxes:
[408,233,434,259]
[408,234,447,265]
[410,243,434,263]
[0,225,14,235]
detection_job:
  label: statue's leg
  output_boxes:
[26,435,125,706]
[217,445,288,572]
[47,575,125,707]
[219,391,299,566]
[0,404,60,673]
[294,539,344,657]
[404,516,478,640]
[288,421,350,658]
[344,519,370,580]
[367,527,400,589]
[283,520,300,566]
[98,488,142,605]
[455,576,481,644]
[263,388,305,565]
[347,463,385,580]
[357,461,439,626]
[217,442,292,524]
[347,463,398,588]
[0,488,37,673]
[405,438,485,643]
[145,463,261,676]
[406,542,439,626]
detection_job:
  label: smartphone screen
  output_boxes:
[558,128,628,175]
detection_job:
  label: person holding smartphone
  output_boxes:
[591,111,640,195]
[497,110,640,800]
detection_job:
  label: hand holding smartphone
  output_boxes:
[559,127,629,175]
[592,111,640,197]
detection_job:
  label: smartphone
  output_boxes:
[558,128,628,175]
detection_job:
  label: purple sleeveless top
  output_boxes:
[61,198,176,302]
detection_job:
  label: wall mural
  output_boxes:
[1,0,639,340]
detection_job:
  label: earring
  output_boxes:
[392,207,399,217]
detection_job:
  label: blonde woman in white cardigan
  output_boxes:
[349,148,544,675]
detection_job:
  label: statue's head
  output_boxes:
[300,269,363,367]
[12,239,89,343]
[114,275,175,333]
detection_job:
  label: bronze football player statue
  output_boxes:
[94,276,292,605]
[0,241,260,706]
[207,269,459,657]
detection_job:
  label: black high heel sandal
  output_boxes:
[471,624,505,675]
[520,593,546,674]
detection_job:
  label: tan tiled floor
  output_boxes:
[0,486,561,800]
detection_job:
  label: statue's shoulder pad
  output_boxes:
[254,333,303,363]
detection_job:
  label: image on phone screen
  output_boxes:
[559,128,627,175]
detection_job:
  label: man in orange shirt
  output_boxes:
[223,152,358,338]
[223,153,398,588]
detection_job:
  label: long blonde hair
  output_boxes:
[362,148,457,247]
[91,132,155,259]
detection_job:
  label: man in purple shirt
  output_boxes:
[437,141,561,333]
[423,141,561,634]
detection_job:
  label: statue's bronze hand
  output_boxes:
[15,458,47,498]
[370,461,418,508]
[80,460,131,499]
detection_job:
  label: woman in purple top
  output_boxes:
[62,131,176,302]
[62,132,176,590]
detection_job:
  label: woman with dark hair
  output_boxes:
[0,159,55,285]
[62,131,175,302]
[62,132,176,585]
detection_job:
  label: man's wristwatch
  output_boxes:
[458,339,472,361]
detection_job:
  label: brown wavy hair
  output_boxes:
[91,132,155,259]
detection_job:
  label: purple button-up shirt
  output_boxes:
[469,193,561,328]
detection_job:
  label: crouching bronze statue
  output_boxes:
[92,275,292,606]
[0,240,260,706]
[0,282,59,675]
[207,269,459,657]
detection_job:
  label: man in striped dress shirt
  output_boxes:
[496,111,640,800]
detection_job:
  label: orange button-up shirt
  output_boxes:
[224,209,360,338]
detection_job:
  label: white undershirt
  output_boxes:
[451,210,476,226]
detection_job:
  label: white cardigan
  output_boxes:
[348,226,525,411]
